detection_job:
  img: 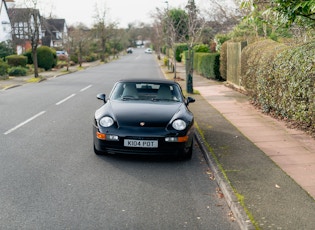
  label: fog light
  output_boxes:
[106,135,119,141]
[165,137,178,142]
[165,136,188,143]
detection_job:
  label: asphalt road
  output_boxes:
[0,49,239,229]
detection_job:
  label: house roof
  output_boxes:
[8,8,40,23]
[45,18,66,32]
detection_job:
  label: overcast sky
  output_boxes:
[14,0,211,28]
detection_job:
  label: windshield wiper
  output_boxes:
[122,96,138,100]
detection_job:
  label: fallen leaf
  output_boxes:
[228,211,236,222]
[216,187,224,199]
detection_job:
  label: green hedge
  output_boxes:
[193,52,221,80]
[241,39,315,132]
[6,55,27,67]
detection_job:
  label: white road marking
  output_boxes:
[4,111,46,135]
[56,94,76,105]
[80,85,92,92]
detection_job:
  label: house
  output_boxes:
[0,0,12,42]
[4,0,68,53]
[7,7,43,54]
[42,18,68,48]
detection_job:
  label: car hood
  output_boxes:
[108,101,182,127]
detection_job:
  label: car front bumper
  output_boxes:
[93,125,194,156]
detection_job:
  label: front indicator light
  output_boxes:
[107,135,119,141]
[165,136,188,143]
[96,132,106,140]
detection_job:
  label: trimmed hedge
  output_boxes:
[193,52,221,80]
[6,55,27,67]
[241,39,315,132]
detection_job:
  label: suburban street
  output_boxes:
[0,49,239,230]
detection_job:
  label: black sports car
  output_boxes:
[93,79,195,159]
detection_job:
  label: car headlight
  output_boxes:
[172,119,186,131]
[99,116,114,127]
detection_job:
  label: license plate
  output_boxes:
[124,139,158,148]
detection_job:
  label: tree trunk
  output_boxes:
[186,49,193,93]
[33,49,39,78]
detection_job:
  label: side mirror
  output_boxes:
[186,96,195,106]
[97,93,106,103]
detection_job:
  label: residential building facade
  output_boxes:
[0,0,12,42]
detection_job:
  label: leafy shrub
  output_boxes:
[175,43,188,62]
[85,53,98,62]
[37,46,55,70]
[193,44,210,53]
[163,56,169,66]
[8,66,28,76]
[70,54,78,64]
[23,50,33,64]
[6,55,27,67]
[0,59,9,79]
[0,41,14,59]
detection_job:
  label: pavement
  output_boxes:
[162,61,315,230]
[1,58,315,230]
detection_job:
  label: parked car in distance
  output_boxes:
[145,48,152,54]
[127,47,133,53]
[93,78,195,160]
[56,50,68,56]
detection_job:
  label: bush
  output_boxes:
[0,41,14,59]
[6,55,27,67]
[163,56,169,66]
[85,53,98,62]
[23,50,33,64]
[70,54,78,64]
[194,52,221,80]
[8,66,28,76]
[175,43,188,62]
[0,59,9,79]
[37,46,55,70]
[193,44,210,53]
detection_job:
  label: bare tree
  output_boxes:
[203,0,242,39]
[92,2,117,63]
[185,0,206,93]
[68,24,90,67]
[16,0,42,78]
[159,7,189,79]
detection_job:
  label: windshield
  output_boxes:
[110,82,183,102]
